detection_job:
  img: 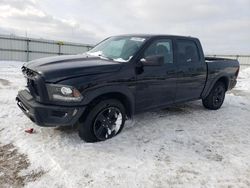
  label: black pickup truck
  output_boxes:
[16,35,239,142]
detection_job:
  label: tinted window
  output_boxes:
[176,40,200,63]
[143,39,173,64]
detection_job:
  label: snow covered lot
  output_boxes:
[0,61,250,188]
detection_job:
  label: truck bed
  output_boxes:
[201,57,239,98]
[205,57,236,62]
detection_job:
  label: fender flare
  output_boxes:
[202,74,230,99]
[81,85,135,116]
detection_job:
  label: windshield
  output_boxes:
[87,36,147,62]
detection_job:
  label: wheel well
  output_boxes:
[217,77,229,91]
[79,92,133,123]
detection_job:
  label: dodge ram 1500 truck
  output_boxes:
[16,35,240,142]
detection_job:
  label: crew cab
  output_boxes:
[16,35,240,142]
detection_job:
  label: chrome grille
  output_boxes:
[27,79,39,96]
[21,66,36,78]
[22,66,39,97]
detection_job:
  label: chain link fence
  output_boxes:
[0,34,93,62]
[206,55,250,66]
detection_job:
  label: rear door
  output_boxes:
[175,39,207,102]
[135,38,177,112]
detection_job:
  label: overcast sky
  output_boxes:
[0,0,249,54]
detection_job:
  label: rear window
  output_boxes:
[176,40,200,64]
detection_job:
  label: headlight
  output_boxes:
[46,84,83,102]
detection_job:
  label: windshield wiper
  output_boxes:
[86,52,114,61]
[98,54,114,61]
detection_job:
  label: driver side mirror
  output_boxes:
[140,55,164,66]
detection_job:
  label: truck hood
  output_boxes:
[24,54,122,83]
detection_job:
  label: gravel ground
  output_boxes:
[0,141,44,188]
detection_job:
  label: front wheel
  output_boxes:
[78,99,126,142]
[202,81,226,110]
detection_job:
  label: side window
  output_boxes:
[176,40,200,64]
[143,39,173,64]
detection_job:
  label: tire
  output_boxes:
[78,99,126,142]
[202,81,226,110]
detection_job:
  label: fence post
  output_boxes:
[26,39,30,61]
[57,41,64,55]
[58,44,61,55]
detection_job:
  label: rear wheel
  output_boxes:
[202,81,226,110]
[78,99,126,142]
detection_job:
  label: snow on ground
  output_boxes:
[0,61,250,188]
[233,66,250,94]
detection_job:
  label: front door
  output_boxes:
[135,38,177,112]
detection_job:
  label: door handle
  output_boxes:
[176,71,184,74]
[166,71,175,74]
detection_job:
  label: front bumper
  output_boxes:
[16,90,85,127]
